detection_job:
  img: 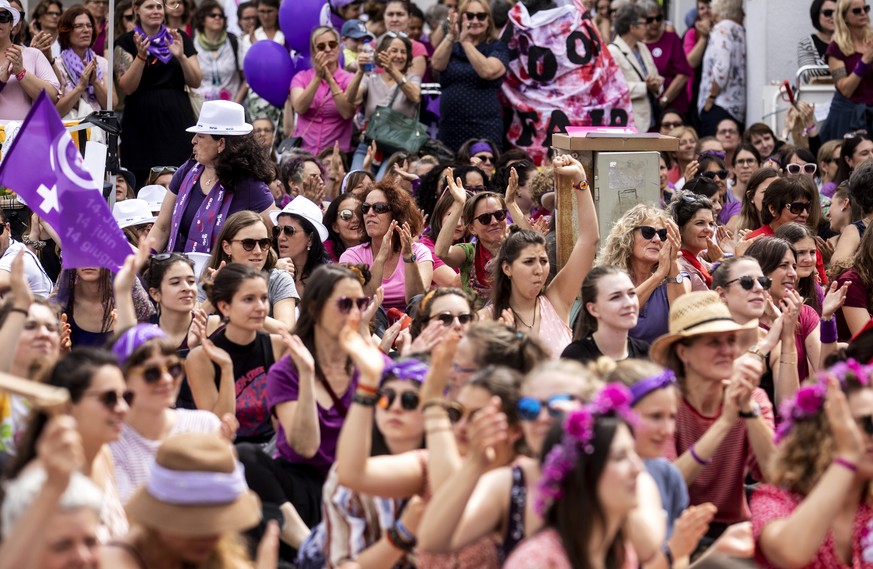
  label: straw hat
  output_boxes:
[112,199,157,229]
[126,433,261,536]
[186,101,253,135]
[269,196,329,242]
[649,291,757,366]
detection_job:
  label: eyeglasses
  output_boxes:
[0,11,14,23]
[786,162,817,175]
[735,158,758,166]
[257,8,277,14]
[724,275,772,291]
[273,225,297,238]
[83,389,135,410]
[717,128,739,136]
[253,127,273,135]
[336,296,371,314]
[785,201,812,215]
[232,238,271,251]
[451,362,478,376]
[660,120,683,129]
[645,14,663,23]
[472,153,494,163]
[123,13,134,21]
[338,209,355,221]
[316,40,338,52]
[821,8,835,16]
[206,12,225,19]
[73,23,93,30]
[517,394,575,421]
[464,11,488,21]
[133,360,184,384]
[473,209,507,225]
[855,414,873,435]
[851,5,871,15]
[702,169,729,180]
[636,225,667,241]
[152,252,189,263]
[361,202,391,215]
[430,312,474,326]
[45,10,62,17]
[377,388,420,411]
[240,15,257,21]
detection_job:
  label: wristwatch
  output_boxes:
[664,272,689,285]
[403,253,417,263]
[739,402,761,419]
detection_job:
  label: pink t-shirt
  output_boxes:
[339,241,432,311]
[290,67,354,154]
[505,528,639,569]
[0,47,61,120]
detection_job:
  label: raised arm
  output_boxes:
[271,332,321,458]
[169,29,202,88]
[112,240,151,333]
[0,252,33,373]
[398,223,430,303]
[431,12,458,73]
[433,171,470,268]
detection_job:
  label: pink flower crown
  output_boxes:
[535,383,638,516]
[775,359,872,443]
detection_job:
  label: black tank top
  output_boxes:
[502,464,527,560]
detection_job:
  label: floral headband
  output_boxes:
[536,383,638,515]
[775,359,872,443]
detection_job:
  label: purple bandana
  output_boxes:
[469,141,493,156]
[60,48,104,101]
[166,162,234,254]
[113,324,167,366]
[629,370,677,405]
[135,24,173,64]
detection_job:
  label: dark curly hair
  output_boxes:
[416,161,458,221]
[192,0,225,33]
[213,133,273,191]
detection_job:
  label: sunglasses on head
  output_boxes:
[338,209,356,221]
[725,275,772,291]
[473,209,507,225]
[701,169,729,180]
[336,296,371,314]
[385,30,408,38]
[273,225,297,238]
[517,394,574,421]
[0,11,14,23]
[785,201,812,215]
[152,252,189,263]
[636,225,667,241]
[645,14,663,23]
[232,238,271,252]
[786,162,817,175]
[150,165,178,174]
[85,389,135,409]
[377,388,420,411]
[361,202,391,215]
[464,10,488,21]
[431,312,474,326]
[821,8,835,16]
[316,40,338,51]
[851,5,871,15]
[135,360,184,384]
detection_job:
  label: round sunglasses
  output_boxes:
[83,389,135,409]
[517,394,575,421]
[231,238,272,252]
[338,209,356,221]
[336,296,371,314]
[133,360,184,384]
[635,225,667,241]
[473,209,507,225]
[724,275,772,291]
[430,312,474,326]
[377,388,420,411]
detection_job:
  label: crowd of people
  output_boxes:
[2,0,873,568]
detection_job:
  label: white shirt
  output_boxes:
[0,240,53,298]
[697,19,746,122]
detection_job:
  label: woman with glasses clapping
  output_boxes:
[191,1,245,104]
[323,192,364,262]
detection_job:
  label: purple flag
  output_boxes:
[0,91,131,272]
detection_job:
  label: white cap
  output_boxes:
[269,196,328,242]
[113,199,157,229]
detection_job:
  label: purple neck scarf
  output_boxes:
[135,24,173,64]
[167,163,234,253]
[60,48,103,101]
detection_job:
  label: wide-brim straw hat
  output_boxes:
[125,433,261,537]
[649,291,758,366]
[186,100,253,135]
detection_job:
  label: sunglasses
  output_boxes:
[473,153,494,163]
[735,158,758,166]
[645,14,663,23]
[361,202,391,215]
[152,252,189,263]
[856,414,873,435]
[206,12,225,19]
[232,238,271,252]
[150,165,178,174]
[338,209,355,221]
[0,11,13,23]
[725,275,772,290]
[337,296,371,314]
[123,13,134,21]
[473,209,507,225]
[701,169,729,180]
[785,201,812,215]
[134,360,184,384]
[822,8,835,16]
[84,389,135,409]
[377,388,420,411]
[430,312,474,326]
[786,162,817,175]
[316,40,339,52]
[273,225,297,238]
[45,11,62,16]
[660,120,683,129]
[517,394,575,421]
[636,225,667,241]
[844,129,868,139]
[851,5,871,15]
[464,11,488,21]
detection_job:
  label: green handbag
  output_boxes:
[364,82,428,155]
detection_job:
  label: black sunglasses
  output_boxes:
[206,12,225,18]
[785,201,812,215]
[135,361,184,384]
[464,10,488,21]
[645,14,663,23]
[232,238,271,252]
[316,40,338,51]
[377,388,420,411]
[273,225,297,238]
[473,209,507,225]
[338,209,355,221]
[856,414,873,435]
[725,275,772,291]
[336,296,371,314]
[0,11,13,23]
[430,312,474,326]
[361,202,391,215]
[517,394,574,421]
[123,13,134,21]
[84,389,135,409]
[821,8,835,16]
[636,225,667,241]
[851,5,871,15]
[701,169,729,181]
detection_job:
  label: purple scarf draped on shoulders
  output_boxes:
[166,162,234,253]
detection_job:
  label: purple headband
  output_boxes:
[630,370,677,405]
[380,359,429,387]
[699,150,726,161]
[112,324,168,367]
[469,142,493,156]
[147,462,247,505]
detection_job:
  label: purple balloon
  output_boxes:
[280,0,325,53]
[243,41,293,108]
[290,50,312,76]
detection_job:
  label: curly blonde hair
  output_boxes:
[529,167,555,208]
[598,204,670,276]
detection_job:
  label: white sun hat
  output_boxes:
[113,199,157,229]
[186,100,253,135]
[137,184,168,214]
[269,196,329,242]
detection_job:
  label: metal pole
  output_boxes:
[107,0,114,111]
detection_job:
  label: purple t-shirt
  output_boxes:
[720,200,741,225]
[826,42,873,104]
[629,283,670,344]
[645,31,693,113]
[266,354,358,474]
[339,241,433,312]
